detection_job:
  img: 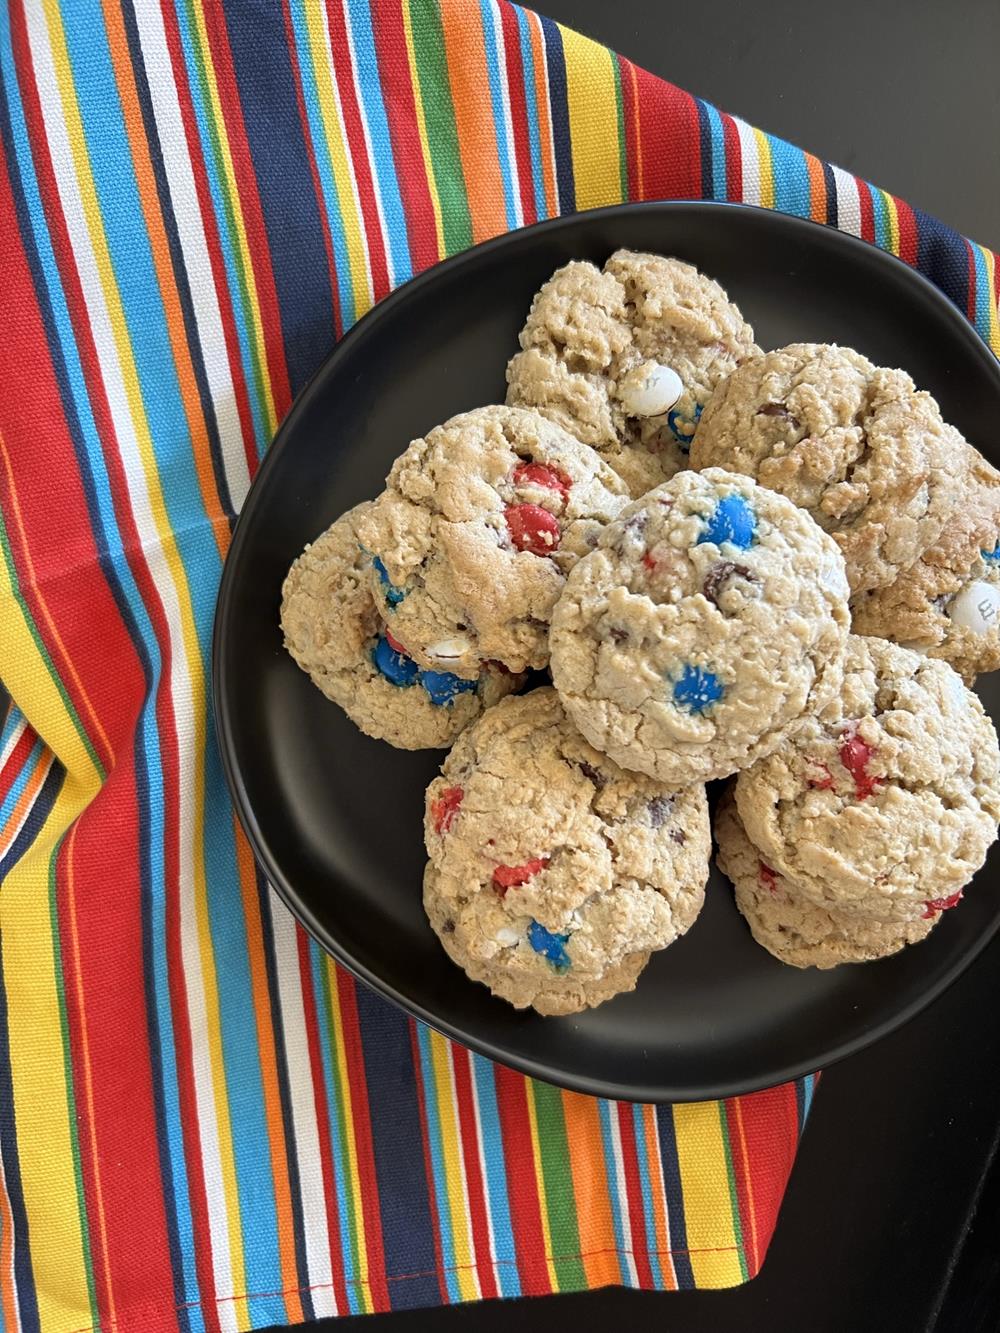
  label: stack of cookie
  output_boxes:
[280,247,1000,1015]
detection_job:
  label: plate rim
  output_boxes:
[213,199,1000,1102]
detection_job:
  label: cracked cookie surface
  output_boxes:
[689,343,968,592]
[423,687,710,1015]
[734,635,1000,921]
[355,406,629,679]
[549,467,850,786]
[281,504,522,749]
[505,250,759,496]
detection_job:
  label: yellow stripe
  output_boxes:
[428,1036,478,1300]
[39,4,252,1320]
[751,128,775,209]
[324,958,371,1312]
[559,25,622,211]
[671,1102,745,1288]
[186,0,278,435]
[979,245,1000,355]
[881,190,900,253]
[0,794,93,1333]
[526,1085,559,1289]
[305,1,373,316]
[402,0,445,256]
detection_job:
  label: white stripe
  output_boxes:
[24,12,238,1328]
[0,756,52,858]
[131,0,253,509]
[0,719,27,773]
[606,1106,640,1285]
[831,164,863,238]
[444,1045,482,1300]
[490,0,524,229]
[733,117,761,208]
[270,896,338,1318]
[340,0,396,291]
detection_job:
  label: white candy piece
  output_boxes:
[619,361,683,418]
[494,926,520,947]
[946,580,1000,635]
[425,636,472,660]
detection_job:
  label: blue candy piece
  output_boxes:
[981,541,1000,565]
[420,669,477,707]
[372,555,406,607]
[672,663,724,715]
[372,635,419,687]
[528,920,571,972]
[667,402,702,451]
[698,493,756,549]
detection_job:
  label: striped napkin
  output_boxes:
[0,2,995,1331]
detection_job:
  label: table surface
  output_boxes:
[273,1,1000,1330]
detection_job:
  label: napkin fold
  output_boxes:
[0,2,995,1331]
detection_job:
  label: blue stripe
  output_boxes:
[631,1105,665,1287]
[479,0,518,230]
[694,100,713,204]
[470,1056,522,1298]
[353,992,443,1310]
[703,101,729,202]
[655,1106,695,1289]
[869,183,890,250]
[415,1025,462,1302]
[596,1101,633,1286]
[538,16,575,212]
[0,739,42,831]
[514,6,547,221]
[769,136,812,220]
[346,0,413,285]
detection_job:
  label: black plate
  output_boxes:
[213,202,1000,1102]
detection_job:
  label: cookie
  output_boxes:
[689,343,968,592]
[850,451,1000,682]
[548,468,850,786]
[715,788,936,969]
[423,688,710,1015]
[355,406,629,679]
[281,504,522,749]
[505,251,759,497]
[735,635,1000,922]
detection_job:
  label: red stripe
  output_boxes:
[324,0,390,302]
[499,2,536,225]
[721,112,743,202]
[295,932,350,1314]
[450,1047,499,1299]
[731,1085,801,1268]
[617,56,640,201]
[492,1066,551,1296]
[201,4,293,420]
[407,1021,450,1305]
[335,972,391,1311]
[0,730,36,807]
[159,0,259,478]
[615,1105,654,1287]
[633,71,701,200]
[368,0,439,273]
[857,179,876,244]
[895,196,919,267]
[965,239,978,323]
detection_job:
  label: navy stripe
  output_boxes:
[256,870,316,1322]
[655,1106,696,1289]
[220,1,336,395]
[538,16,576,213]
[120,0,236,527]
[353,987,441,1310]
[794,1077,807,1132]
[822,161,838,227]
[0,758,64,885]
[695,99,713,201]
[0,940,41,1333]
[915,206,972,320]
[0,681,10,729]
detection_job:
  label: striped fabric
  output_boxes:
[0,2,995,1330]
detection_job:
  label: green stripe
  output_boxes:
[611,53,627,203]
[408,0,473,255]
[718,1102,750,1282]
[0,514,105,779]
[530,1082,587,1289]
[49,837,101,1327]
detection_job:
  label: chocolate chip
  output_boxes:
[648,795,675,827]
[624,513,648,537]
[578,760,606,788]
[442,920,455,934]
[609,626,629,643]
[703,560,758,606]
[757,402,800,429]
[669,828,686,845]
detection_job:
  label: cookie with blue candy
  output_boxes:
[505,250,759,498]
[423,688,710,1015]
[549,467,851,785]
[280,503,523,750]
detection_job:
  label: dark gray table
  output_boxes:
[273,1,1000,1329]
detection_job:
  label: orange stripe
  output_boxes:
[437,0,507,241]
[730,1097,761,1272]
[526,10,557,216]
[99,0,228,562]
[64,825,119,1329]
[0,432,114,767]
[233,823,305,1325]
[560,1090,622,1287]
[641,1105,676,1289]
[0,755,49,859]
[629,61,643,200]
[804,153,827,223]
[0,1143,20,1332]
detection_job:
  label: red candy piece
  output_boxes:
[513,461,571,502]
[806,761,834,791]
[642,552,658,572]
[492,856,550,896]
[504,503,561,556]
[384,628,409,655]
[838,724,882,800]
[758,862,779,895]
[922,891,963,920]
[431,786,464,834]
